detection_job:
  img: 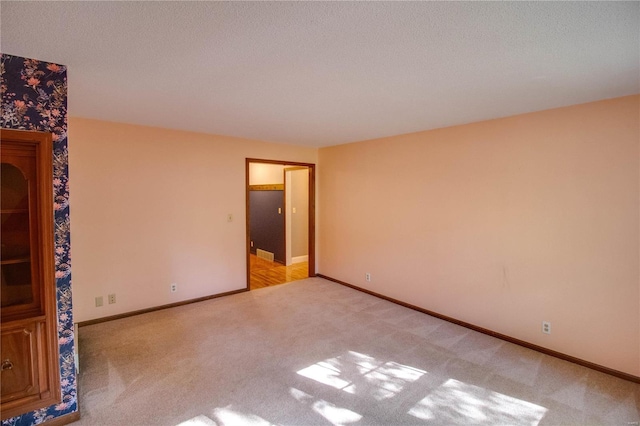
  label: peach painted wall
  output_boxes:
[249,163,285,185]
[318,95,639,376]
[68,117,317,322]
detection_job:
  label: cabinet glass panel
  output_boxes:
[1,163,33,308]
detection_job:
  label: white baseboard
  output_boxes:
[291,255,308,264]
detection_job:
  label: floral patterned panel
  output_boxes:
[1,54,77,425]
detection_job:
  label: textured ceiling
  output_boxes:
[1,1,638,147]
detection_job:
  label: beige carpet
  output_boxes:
[73,277,639,425]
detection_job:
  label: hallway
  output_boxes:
[249,254,308,290]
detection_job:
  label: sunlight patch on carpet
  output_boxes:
[313,400,362,425]
[297,350,426,400]
[297,362,351,390]
[176,414,217,426]
[408,378,547,425]
[210,406,273,426]
[290,388,362,425]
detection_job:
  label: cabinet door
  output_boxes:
[1,158,41,317]
[0,322,40,404]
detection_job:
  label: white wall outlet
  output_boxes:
[108,294,116,304]
[170,283,178,293]
[95,296,103,307]
[365,273,371,282]
[542,321,551,334]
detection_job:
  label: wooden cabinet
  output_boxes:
[2,320,43,402]
[1,129,61,419]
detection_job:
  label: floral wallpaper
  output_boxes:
[1,54,77,425]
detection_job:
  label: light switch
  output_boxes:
[278,208,282,214]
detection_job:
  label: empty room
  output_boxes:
[0,2,638,425]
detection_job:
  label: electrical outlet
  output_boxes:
[542,321,551,334]
[365,273,371,282]
[108,294,116,304]
[170,283,178,293]
[95,296,103,307]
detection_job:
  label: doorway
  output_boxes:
[246,159,315,290]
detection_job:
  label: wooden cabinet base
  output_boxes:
[1,317,60,420]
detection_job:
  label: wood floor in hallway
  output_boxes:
[249,254,308,290]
